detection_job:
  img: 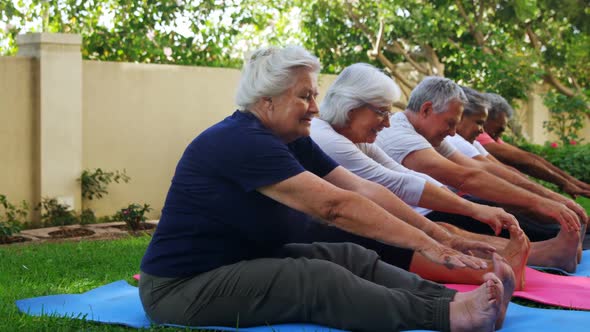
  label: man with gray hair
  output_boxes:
[476,93,590,199]
[375,76,586,271]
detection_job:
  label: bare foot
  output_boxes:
[498,225,529,291]
[491,253,515,329]
[529,227,579,273]
[450,273,502,332]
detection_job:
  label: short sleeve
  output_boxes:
[444,135,481,158]
[376,113,433,164]
[476,132,495,145]
[473,141,490,156]
[290,137,339,178]
[434,139,457,158]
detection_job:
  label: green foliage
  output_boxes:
[79,208,97,225]
[0,0,282,68]
[39,198,78,227]
[518,141,590,183]
[0,194,28,241]
[79,168,130,201]
[1,0,588,131]
[543,92,589,145]
[114,203,152,231]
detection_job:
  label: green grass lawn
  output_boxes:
[0,236,196,331]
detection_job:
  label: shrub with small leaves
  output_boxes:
[0,194,28,242]
[79,168,131,201]
[38,198,78,227]
[517,142,590,184]
[79,208,97,225]
[114,203,152,231]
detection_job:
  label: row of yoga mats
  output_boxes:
[15,250,590,331]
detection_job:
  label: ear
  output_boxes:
[419,101,433,118]
[262,97,273,111]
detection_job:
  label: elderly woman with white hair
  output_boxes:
[138,46,511,332]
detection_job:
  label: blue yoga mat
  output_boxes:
[16,280,345,331]
[15,280,590,331]
[529,249,590,277]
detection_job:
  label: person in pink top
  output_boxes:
[476,93,590,199]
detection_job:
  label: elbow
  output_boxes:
[316,192,356,225]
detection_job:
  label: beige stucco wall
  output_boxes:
[0,56,37,208]
[82,60,337,218]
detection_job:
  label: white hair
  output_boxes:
[406,76,467,114]
[235,45,321,111]
[320,63,402,127]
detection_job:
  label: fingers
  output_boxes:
[473,241,496,253]
[504,214,521,230]
[566,200,588,223]
[456,253,488,269]
[486,219,502,236]
[559,206,580,232]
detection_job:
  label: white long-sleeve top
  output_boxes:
[311,118,444,215]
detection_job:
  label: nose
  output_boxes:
[309,97,319,114]
[478,125,484,134]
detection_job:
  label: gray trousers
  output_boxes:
[139,242,456,332]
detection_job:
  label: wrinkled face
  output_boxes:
[457,110,488,143]
[484,112,508,141]
[421,99,464,147]
[267,68,319,143]
[342,104,392,143]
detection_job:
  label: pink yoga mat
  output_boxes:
[447,267,590,310]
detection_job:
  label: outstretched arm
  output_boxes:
[401,148,581,231]
[258,168,488,269]
[485,142,590,197]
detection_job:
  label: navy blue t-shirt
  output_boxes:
[140,111,339,277]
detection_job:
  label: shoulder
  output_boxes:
[475,132,495,145]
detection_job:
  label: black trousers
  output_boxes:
[426,195,560,241]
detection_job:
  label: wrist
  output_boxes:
[415,233,439,253]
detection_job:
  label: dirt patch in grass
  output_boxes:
[48,228,96,238]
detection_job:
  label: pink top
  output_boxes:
[476,132,504,145]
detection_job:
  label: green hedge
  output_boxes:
[516,142,590,183]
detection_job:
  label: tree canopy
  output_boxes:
[1,0,588,138]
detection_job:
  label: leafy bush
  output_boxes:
[39,198,78,227]
[114,203,152,231]
[0,194,28,241]
[79,168,130,200]
[79,208,97,225]
[517,141,590,184]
